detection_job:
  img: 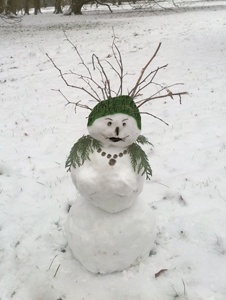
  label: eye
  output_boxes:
[123,123,126,127]
[107,122,112,126]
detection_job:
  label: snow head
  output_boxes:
[87,96,141,147]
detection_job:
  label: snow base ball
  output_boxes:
[65,96,156,273]
[65,196,156,274]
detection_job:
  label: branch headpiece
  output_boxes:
[47,32,187,126]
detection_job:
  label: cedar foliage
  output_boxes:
[128,136,153,180]
[136,135,154,147]
[65,135,153,180]
[65,135,102,171]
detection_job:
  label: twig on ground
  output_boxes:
[48,254,58,271]
[54,264,61,278]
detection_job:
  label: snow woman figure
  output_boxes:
[65,96,156,274]
[47,37,186,274]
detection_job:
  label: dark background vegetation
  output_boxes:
[0,0,134,15]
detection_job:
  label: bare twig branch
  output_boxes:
[135,83,185,104]
[52,89,93,111]
[102,36,125,97]
[132,64,168,98]
[63,31,92,79]
[63,31,103,102]
[68,70,102,102]
[129,42,162,97]
[137,91,188,108]
[133,65,169,99]
[103,61,121,96]
[92,54,112,99]
[140,112,169,126]
[111,37,124,95]
[46,53,101,102]
[48,34,187,121]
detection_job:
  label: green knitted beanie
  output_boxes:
[87,96,141,130]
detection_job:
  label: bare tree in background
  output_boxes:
[4,0,17,14]
[54,0,62,13]
[34,0,41,14]
[24,0,30,14]
[65,0,90,14]
[0,0,4,13]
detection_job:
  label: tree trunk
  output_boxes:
[5,0,17,14]
[0,1,3,13]
[0,0,4,13]
[70,0,88,14]
[24,0,29,14]
[34,0,41,14]
[54,0,62,13]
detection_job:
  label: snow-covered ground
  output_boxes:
[1,3,226,300]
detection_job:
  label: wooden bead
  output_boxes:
[109,158,116,166]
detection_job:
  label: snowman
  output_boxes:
[65,95,156,274]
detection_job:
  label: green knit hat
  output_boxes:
[87,96,141,130]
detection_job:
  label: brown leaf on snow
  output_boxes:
[155,269,168,278]
[179,195,186,206]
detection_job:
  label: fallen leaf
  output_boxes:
[179,195,186,206]
[155,269,168,278]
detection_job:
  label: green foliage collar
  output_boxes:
[65,135,152,180]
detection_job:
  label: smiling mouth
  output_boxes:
[101,134,129,142]
[109,137,123,142]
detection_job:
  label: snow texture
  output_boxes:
[68,112,154,272]
[70,113,144,213]
[1,2,226,299]
[70,146,145,213]
[87,113,141,147]
[66,196,156,274]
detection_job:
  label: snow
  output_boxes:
[1,3,226,299]
[70,143,145,213]
[87,113,141,147]
[66,195,155,274]
[69,113,144,213]
[67,109,153,271]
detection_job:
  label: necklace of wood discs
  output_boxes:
[97,148,128,166]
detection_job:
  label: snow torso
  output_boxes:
[71,145,145,213]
